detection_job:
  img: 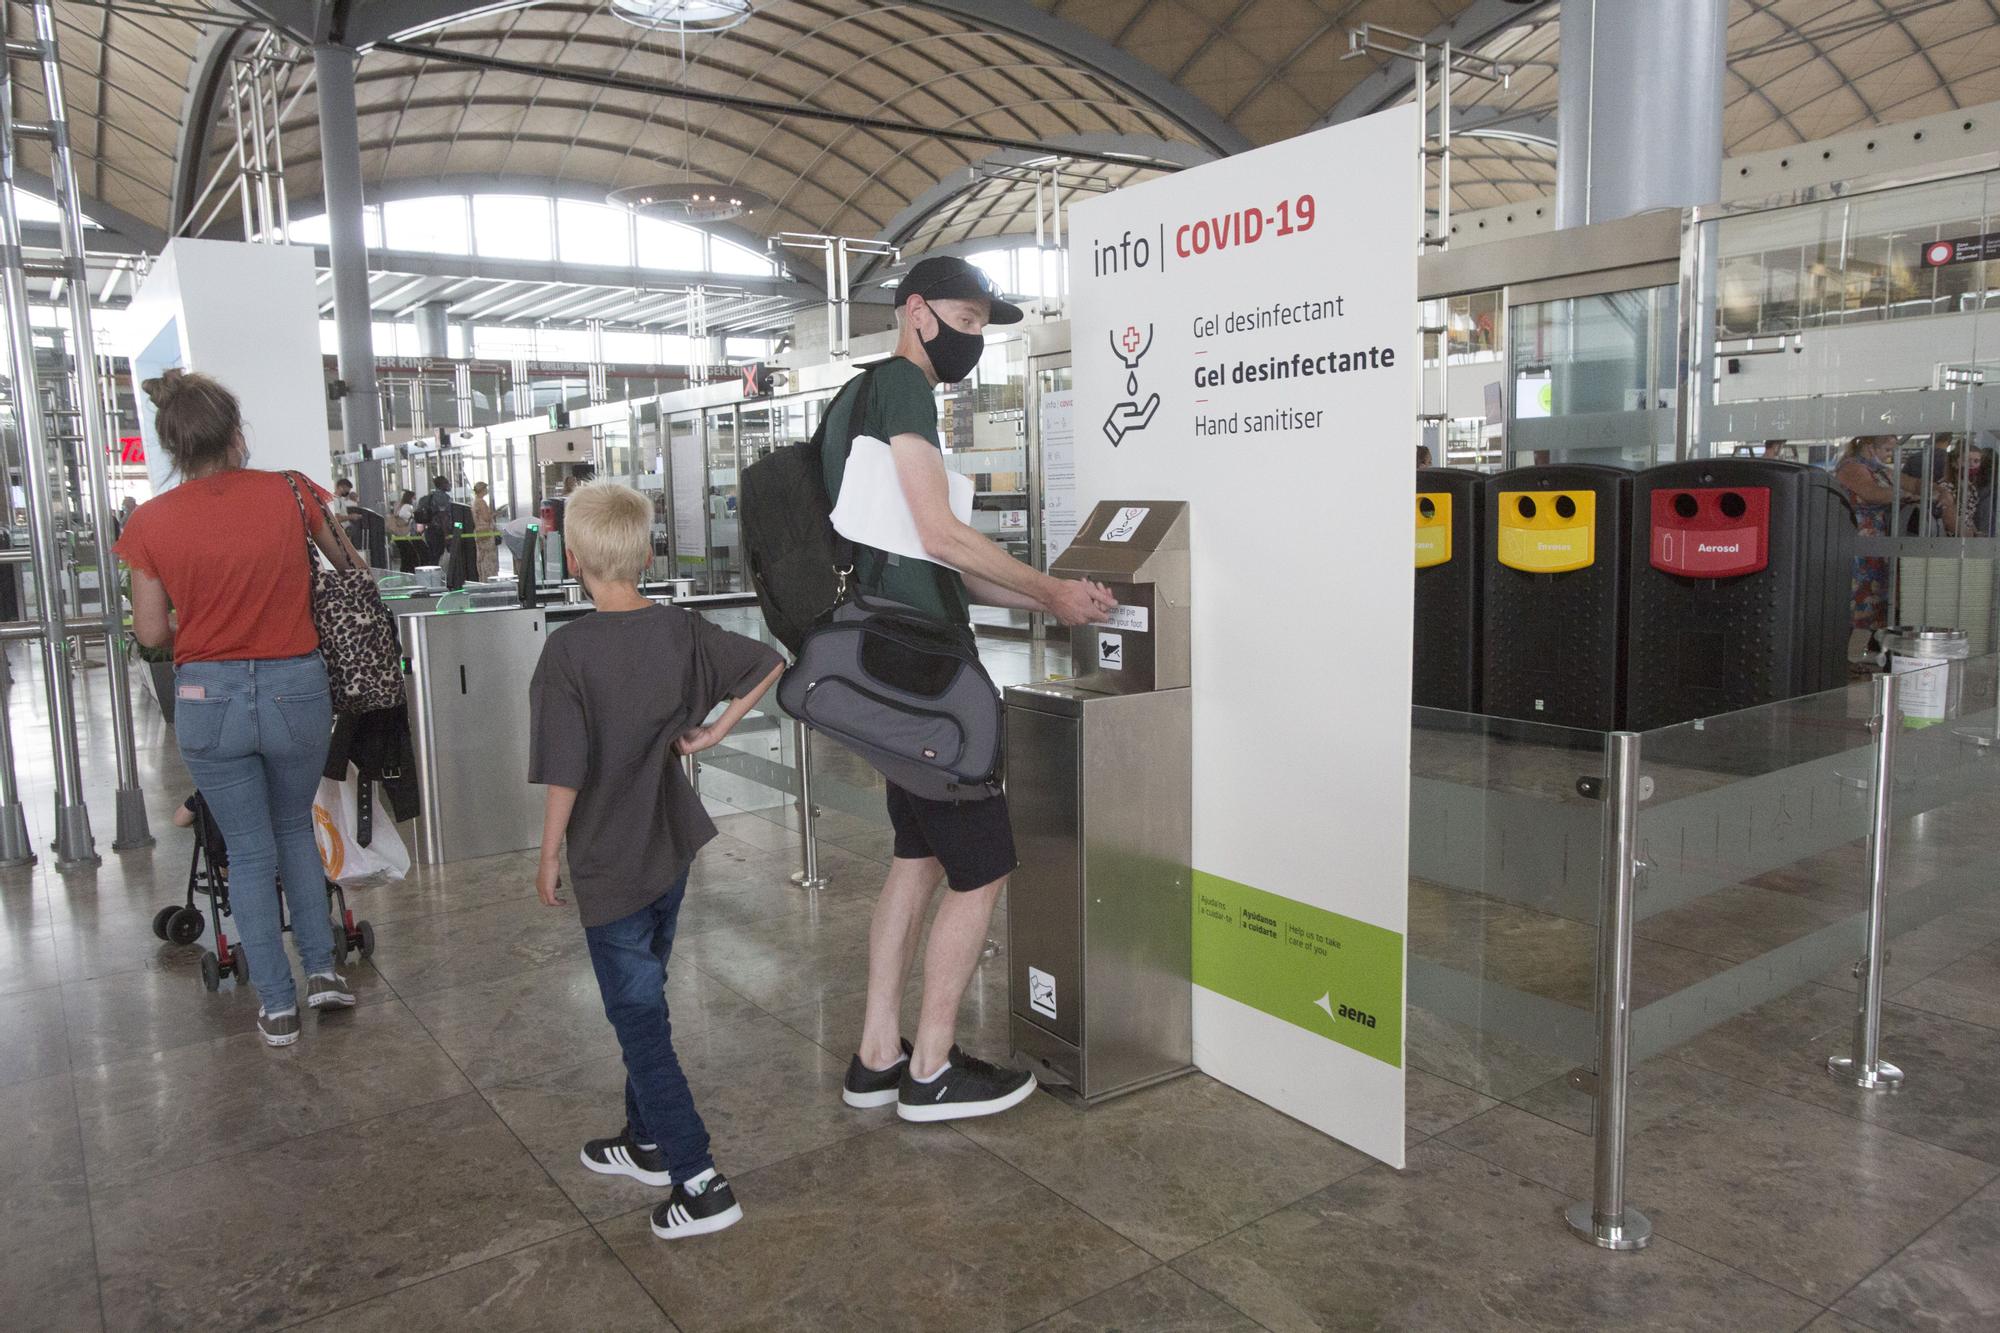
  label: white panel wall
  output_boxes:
[123,239,329,494]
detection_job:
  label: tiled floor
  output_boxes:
[3,642,1999,1331]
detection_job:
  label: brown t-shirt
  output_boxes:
[528,604,782,926]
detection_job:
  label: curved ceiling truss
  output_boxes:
[4,0,1995,280]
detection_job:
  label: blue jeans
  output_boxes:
[583,872,713,1180]
[174,652,335,1012]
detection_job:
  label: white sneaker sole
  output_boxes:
[896,1072,1037,1123]
[842,1085,900,1109]
[307,992,356,1010]
[259,1026,299,1048]
[651,1202,743,1239]
[580,1147,674,1188]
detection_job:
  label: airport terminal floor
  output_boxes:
[5,639,2000,1333]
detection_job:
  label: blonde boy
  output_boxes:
[528,481,781,1239]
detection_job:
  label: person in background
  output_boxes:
[419,473,455,565]
[1835,435,1924,655]
[472,480,499,582]
[530,480,783,1240]
[1943,442,1994,538]
[1415,444,1432,468]
[1760,439,1792,461]
[116,369,356,1047]
[115,494,137,535]
[388,488,422,574]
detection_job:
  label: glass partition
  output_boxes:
[1406,709,1608,1115]
[1507,285,1678,469]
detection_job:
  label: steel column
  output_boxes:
[1555,0,1727,228]
[0,7,93,867]
[1566,730,1651,1250]
[33,1,149,850]
[313,43,384,512]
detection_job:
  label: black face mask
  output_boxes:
[920,311,985,384]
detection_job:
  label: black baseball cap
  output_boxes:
[894,255,1024,325]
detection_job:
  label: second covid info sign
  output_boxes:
[1071,106,1418,1166]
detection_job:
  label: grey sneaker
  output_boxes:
[258,1008,301,1047]
[307,972,356,1010]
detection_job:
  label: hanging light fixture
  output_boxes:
[609,0,754,33]
[609,182,772,224]
[607,1,768,227]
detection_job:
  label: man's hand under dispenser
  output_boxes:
[1043,577,1118,626]
[894,433,1119,625]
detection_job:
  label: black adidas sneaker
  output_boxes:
[651,1170,743,1239]
[580,1130,673,1187]
[896,1046,1036,1123]
[842,1037,914,1108]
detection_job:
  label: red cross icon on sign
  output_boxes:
[1121,325,1142,354]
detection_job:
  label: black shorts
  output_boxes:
[886,783,1018,891]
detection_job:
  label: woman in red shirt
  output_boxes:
[116,370,358,1047]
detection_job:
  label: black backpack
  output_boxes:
[741,368,877,655]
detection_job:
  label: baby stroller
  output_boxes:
[152,793,376,992]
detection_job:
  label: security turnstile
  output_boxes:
[1006,500,1193,1104]
[1482,464,1634,731]
[1414,467,1486,712]
[1626,459,1855,730]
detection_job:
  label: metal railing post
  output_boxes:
[35,0,150,850]
[0,646,33,865]
[1566,730,1652,1251]
[790,719,827,892]
[1829,671,1905,1091]
[0,13,94,868]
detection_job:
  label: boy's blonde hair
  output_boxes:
[562,480,654,583]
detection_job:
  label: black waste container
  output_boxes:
[1413,467,1486,712]
[1626,459,1856,730]
[1482,464,1634,731]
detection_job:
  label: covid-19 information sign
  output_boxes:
[1071,107,1418,1165]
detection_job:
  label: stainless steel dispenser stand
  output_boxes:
[1006,501,1193,1104]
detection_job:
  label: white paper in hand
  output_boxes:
[829,433,975,570]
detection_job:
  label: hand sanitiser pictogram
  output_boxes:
[1103,322,1160,447]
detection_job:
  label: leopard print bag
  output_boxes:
[284,473,405,715]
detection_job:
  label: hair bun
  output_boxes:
[140,367,187,409]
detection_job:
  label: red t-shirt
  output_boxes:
[115,470,330,665]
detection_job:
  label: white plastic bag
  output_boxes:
[313,764,410,883]
[829,433,975,569]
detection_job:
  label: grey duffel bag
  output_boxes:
[777,595,1003,803]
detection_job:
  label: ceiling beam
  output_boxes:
[903,1,1249,157]
[1317,0,1557,129]
[316,245,821,303]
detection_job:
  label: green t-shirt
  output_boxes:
[820,356,971,625]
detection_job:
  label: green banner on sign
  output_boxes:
[1192,870,1404,1068]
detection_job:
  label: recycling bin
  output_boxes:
[1414,467,1487,712]
[1482,464,1634,731]
[1626,459,1856,730]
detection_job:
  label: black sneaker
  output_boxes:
[650,1171,743,1239]
[842,1037,914,1108]
[896,1046,1036,1123]
[580,1130,674,1187]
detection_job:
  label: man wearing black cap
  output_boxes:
[826,254,1117,1124]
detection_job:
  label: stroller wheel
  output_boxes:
[167,907,205,948]
[152,905,179,941]
[230,946,251,986]
[332,919,351,967]
[199,950,221,993]
[357,920,375,960]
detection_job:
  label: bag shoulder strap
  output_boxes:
[281,472,321,577]
[284,472,367,573]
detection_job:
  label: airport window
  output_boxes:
[557,198,633,267]
[708,233,776,276]
[382,196,470,255]
[471,194,555,261]
[636,216,704,270]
